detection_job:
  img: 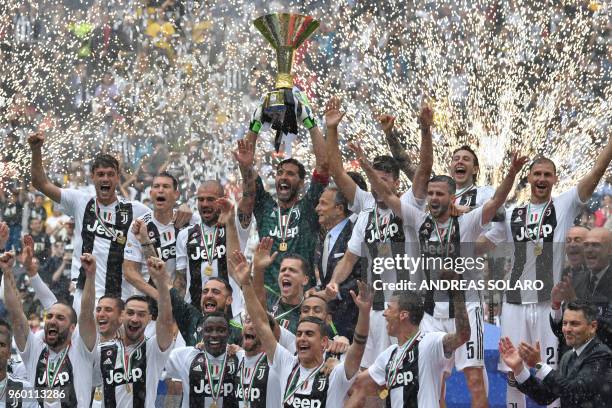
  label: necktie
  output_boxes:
[321,233,331,280]
[565,350,578,375]
[588,273,598,295]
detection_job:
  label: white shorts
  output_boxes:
[498,301,559,372]
[420,303,485,372]
[361,309,396,368]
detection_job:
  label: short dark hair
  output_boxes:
[325,185,350,217]
[0,319,12,342]
[202,311,229,327]
[52,301,78,325]
[280,253,311,279]
[154,171,178,190]
[91,154,119,172]
[391,291,425,325]
[297,316,327,336]
[125,295,151,314]
[566,300,598,323]
[452,145,479,183]
[372,155,400,180]
[347,171,368,192]
[277,158,306,180]
[428,175,456,195]
[303,293,329,313]
[98,295,125,311]
[529,157,557,174]
[205,277,233,295]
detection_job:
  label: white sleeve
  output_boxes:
[60,188,87,216]
[270,343,296,370]
[400,197,426,229]
[555,187,585,220]
[422,332,450,365]
[29,274,57,311]
[368,345,395,386]
[74,327,96,359]
[279,326,296,354]
[460,205,485,240]
[123,225,143,263]
[347,212,368,257]
[234,210,252,251]
[148,336,173,376]
[19,331,44,370]
[131,201,152,218]
[484,210,511,245]
[165,347,194,381]
[175,229,189,270]
[476,186,495,207]
[348,187,374,214]
[401,188,426,211]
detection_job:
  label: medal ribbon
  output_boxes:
[277,203,295,244]
[386,331,420,387]
[0,377,6,400]
[94,199,122,241]
[118,338,146,384]
[204,351,228,403]
[273,297,303,322]
[454,183,474,199]
[431,217,452,257]
[199,223,218,265]
[239,352,266,405]
[373,205,389,242]
[525,199,551,245]
[282,361,325,404]
[46,344,71,388]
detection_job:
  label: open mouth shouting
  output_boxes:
[297,342,311,356]
[99,184,112,194]
[277,181,293,199]
[45,325,59,342]
[97,318,110,333]
[534,181,548,195]
[202,299,218,313]
[280,278,293,296]
[453,164,467,178]
[126,322,142,338]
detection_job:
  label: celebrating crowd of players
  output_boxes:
[0,89,610,408]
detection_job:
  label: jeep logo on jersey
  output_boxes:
[236,384,260,400]
[104,368,143,385]
[366,223,400,244]
[189,245,226,260]
[193,381,234,395]
[393,370,414,386]
[514,224,554,242]
[425,242,457,257]
[86,220,125,240]
[157,245,177,260]
[268,225,299,239]
[287,396,322,408]
[37,371,70,386]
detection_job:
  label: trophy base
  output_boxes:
[262,89,298,152]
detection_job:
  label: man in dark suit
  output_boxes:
[314,185,360,338]
[501,300,612,407]
[552,227,612,350]
[561,226,590,297]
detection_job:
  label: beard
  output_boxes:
[45,327,70,348]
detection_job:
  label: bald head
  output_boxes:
[197,180,224,225]
[583,227,612,272]
[566,226,589,267]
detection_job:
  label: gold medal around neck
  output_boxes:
[211,402,218,408]
[279,242,288,252]
[126,383,133,394]
[379,388,389,399]
[116,236,127,245]
[534,245,543,256]
[205,265,213,276]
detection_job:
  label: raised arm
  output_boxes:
[481,153,528,224]
[0,222,8,249]
[233,139,257,229]
[325,97,357,203]
[124,219,163,299]
[78,253,97,351]
[412,104,434,200]
[228,250,278,362]
[27,132,61,203]
[149,257,174,351]
[343,281,372,379]
[0,252,29,351]
[295,88,327,174]
[251,237,277,307]
[578,135,612,202]
[215,198,239,270]
[378,114,417,180]
[349,142,402,214]
[23,235,57,310]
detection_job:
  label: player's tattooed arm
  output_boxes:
[173,268,187,299]
[442,289,471,357]
[234,139,256,228]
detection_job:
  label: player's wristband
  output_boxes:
[249,120,262,134]
[303,117,316,130]
[353,332,368,345]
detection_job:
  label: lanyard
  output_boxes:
[454,184,474,199]
[386,331,419,387]
[431,217,452,257]
[46,345,70,387]
[239,352,266,406]
[283,361,325,404]
[204,351,228,403]
[373,205,389,242]
[199,223,218,263]
[273,298,303,322]
[277,203,296,243]
[117,338,146,380]
[94,199,121,240]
